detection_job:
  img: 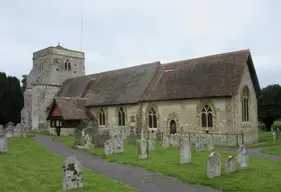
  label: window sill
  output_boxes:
[148,128,158,131]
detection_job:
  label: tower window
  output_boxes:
[64,60,71,71]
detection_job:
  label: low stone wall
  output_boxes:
[48,128,75,136]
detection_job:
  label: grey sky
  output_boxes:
[1,0,280,88]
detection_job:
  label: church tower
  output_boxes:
[21,44,85,130]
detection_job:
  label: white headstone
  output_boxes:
[207,152,222,178]
[237,144,248,169]
[14,123,22,137]
[104,140,113,156]
[0,135,8,153]
[148,140,155,152]
[180,137,191,164]
[195,135,204,151]
[62,156,83,191]
[83,134,93,149]
[207,134,214,151]
[137,138,149,160]
[5,122,14,138]
[225,156,236,174]
[162,136,169,149]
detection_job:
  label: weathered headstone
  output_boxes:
[237,144,248,169]
[5,122,14,138]
[225,156,236,174]
[170,134,180,147]
[128,133,137,145]
[74,129,83,146]
[104,140,113,156]
[0,135,8,153]
[207,152,222,179]
[273,131,276,140]
[277,128,280,138]
[180,137,191,164]
[195,135,204,151]
[156,131,162,141]
[148,140,155,152]
[111,134,124,154]
[83,134,93,149]
[207,134,214,151]
[162,136,170,149]
[14,123,22,137]
[0,125,4,136]
[137,138,149,160]
[62,156,83,191]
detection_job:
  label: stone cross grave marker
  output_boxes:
[14,123,22,138]
[195,135,204,151]
[237,144,248,169]
[137,138,149,160]
[62,156,83,191]
[104,140,113,156]
[111,134,124,154]
[225,156,237,174]
[207,134,214,151]
[207,152,222,179]
[148,140,155,152]
[162,136,170,149]
[83,134,93,149]
[180,137,191,164]
[0,135,8,153]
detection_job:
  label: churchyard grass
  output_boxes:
[53,136,281,192]
[30,130,52,135]
[0,138,137,192]
[248,131,281,148]
[260,146,281,155]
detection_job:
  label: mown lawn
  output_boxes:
[53,136,281,192]
[248,131,281,148]
[0,138,137,192]
[260,146,281,155]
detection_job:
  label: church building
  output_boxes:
[22,45,260,145]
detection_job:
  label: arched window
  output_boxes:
[148,107,157,128]
[64,60,71,70]
[201,104,213,128]
[242,86,250,122]
[118,107,126,126]
[99,108,106,126]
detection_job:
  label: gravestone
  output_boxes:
[0,135,8,153]
[0,125,4,136]
[104,140,113,156]
[111,134,124,154]
[128,133,137,145]
[277,128,280,138]
[162,136,170,149]
[207,152,222,179]
[273,131,276,140]
[137,138,149,160]
[225,156,236,174]
[237,144,248,169]
[195,135,204,151]
[14,123,22,137]
[170,134,180,147]
[148,140,155,152]
[74,129,83,146]
[180,137,191,164]
[5,122,14,138]
[62,156,83,191]
[156,131,162,141]
[207,134,214,151]
[83,134,93,149]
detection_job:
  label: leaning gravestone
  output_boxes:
[180,137,191,164]
[0,135,8,153]
[207,152,222,179]
[225,156,237,174]
[162,136,170,149]
[137,138,149,160]
[111,134,124,154]
[14,123,22,137]
[62,156,83,191]
[207,134,214,151]
[148,140,155,152]
[104,140,113,156]
[237,144,248,169]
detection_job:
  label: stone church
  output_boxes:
[21,45,260,145]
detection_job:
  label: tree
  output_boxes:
[258,84,281,131]
[21,75,27,92]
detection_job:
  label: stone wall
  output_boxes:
[21,88,32,128]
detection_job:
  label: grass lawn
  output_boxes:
[0,138,137,192]
[260,146,281,155]
[248,131,281,148]
[53,136,281,192]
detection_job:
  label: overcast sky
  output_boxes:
[1,0,280,88]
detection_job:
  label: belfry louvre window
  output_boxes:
[201,104,213,128]
[148,108,157,128]
[64,60,71,70]
[118,107,126,126]
[242,86,250,122]
[99,108,106,126]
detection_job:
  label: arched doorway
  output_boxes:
[170,120,177,134]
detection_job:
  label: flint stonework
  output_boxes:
[62,156,83,191]
[137,138,149,160]
[207,152,222,179]
[237,144,248,169]
[225,156,237,173]
[180,137,191,164]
